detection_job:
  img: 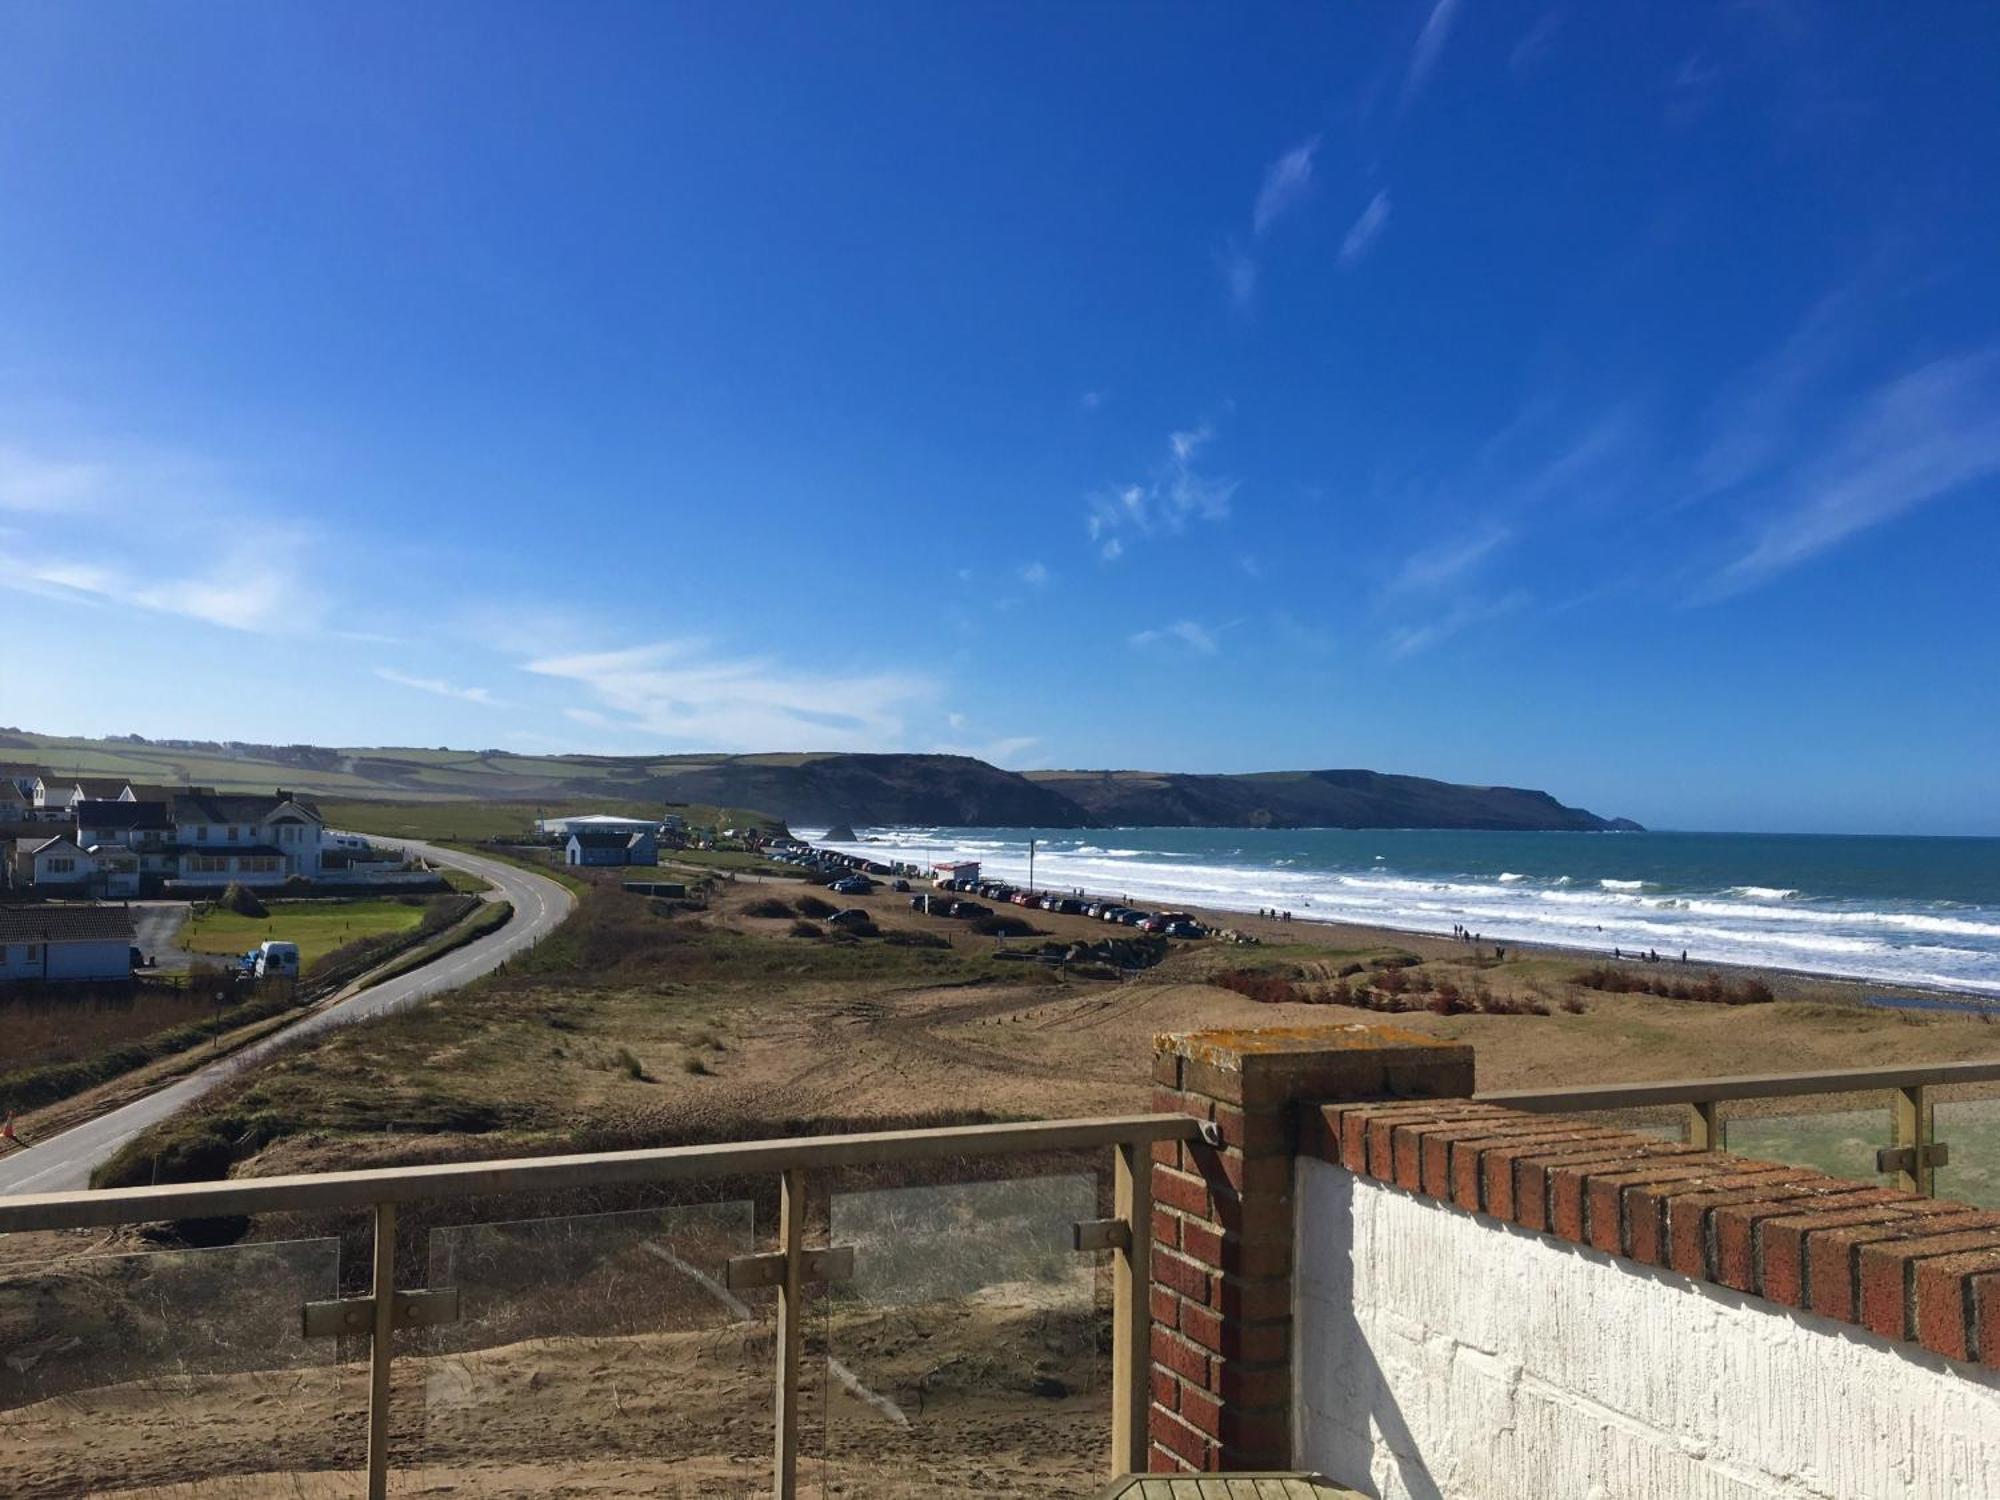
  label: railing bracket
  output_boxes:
[1072,1218,1132,1253]
[1876,1142,1950,1175]
[725,1244,855,1292]
[302,1288,460,1340]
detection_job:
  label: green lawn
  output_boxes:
[182,899,433,968]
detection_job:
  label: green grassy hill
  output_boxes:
[0,729,1638,832]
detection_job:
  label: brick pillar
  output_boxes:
[1147,1023,1474,1473]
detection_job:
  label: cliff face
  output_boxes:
[647,755,1637,832]
[1023,768,1638,832]
[642,754,1093,829]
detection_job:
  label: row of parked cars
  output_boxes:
[933,877,1210,939]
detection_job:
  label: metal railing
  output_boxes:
[1481,1057,2000,1198]
[0,1112,1203,1498]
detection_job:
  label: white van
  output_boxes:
[252,941,300,980]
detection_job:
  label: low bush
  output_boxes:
[743,897,795,919]
[612,1046,651,1082]
[972,914,1039,938]
[795,895,837,920]
[219,883,267,918]
[883,930,950,949]
[1214,969,1304,1005]
[1574,964,1774,1005]
[789,920,824,939]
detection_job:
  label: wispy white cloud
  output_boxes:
[375,667,506,707]
[1253,136,1321,238]
[1130,620,1220,656]
[1221,134,1325,310]
[1405,0,1463,101]
[1387,590,1530,658]
[1338,191,1393,269]
[1088,423,1239,554]
[524,638,936,751]
[1693,281,1861,500]
[0,437,328,634]
[1018,560,1050,586]
[1509,10,1563,75]
[1218,242,1258,311]
[0,445,107,513]
[1706,351,2000,597]
[7,538,321,633]
[1391,525,1513,593]
[1080,390,1105,411]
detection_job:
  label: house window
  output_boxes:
[227,826,238,841]
[48,857,74,874]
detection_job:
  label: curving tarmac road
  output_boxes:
[0,840,574,1197]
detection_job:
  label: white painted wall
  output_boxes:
[1294,1158,2000,1499]
[0,938,130,981]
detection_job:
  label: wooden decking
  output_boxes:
[1098,1476,1366,1499]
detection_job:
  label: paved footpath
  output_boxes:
[0,841,573,1198]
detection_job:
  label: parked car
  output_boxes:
[1099,906,1134,923]
[1163,920,1205,939]
[891,878,910,892]
[947,901,990,919]
[1119,910,1152,927]
[827,908,873,930]
[830,876,874,895]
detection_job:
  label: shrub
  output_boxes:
[883,930,950,949]
[219,882,267,918]
[1215,969,1303,1005]
[1324,978,1351,1006]
[743,897,795,919]
[795,895,837,919]
[1373,966,1409,996]
[1336,962,1365,978]
[972,914,1039,938]
[1574,963,1773,1006]
[788,920,824,939]
[681,1054,712,1076]
[612,1046,650,1082]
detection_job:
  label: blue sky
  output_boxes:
[2,3,1997,834]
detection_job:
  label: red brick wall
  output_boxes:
[1146,1025,2000,1479]
[1146,1025,1475,1472]
[1309,1097,2000,1367]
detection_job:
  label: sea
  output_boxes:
[806,827,2000,997]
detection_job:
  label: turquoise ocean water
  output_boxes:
[812,827,2000,996]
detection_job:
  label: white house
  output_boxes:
[171,790,328,885]
[565,830,633,867]
[35,777,125,811]
[932,859,982,886]
[15,836,93,891]
[0,904,134,983]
